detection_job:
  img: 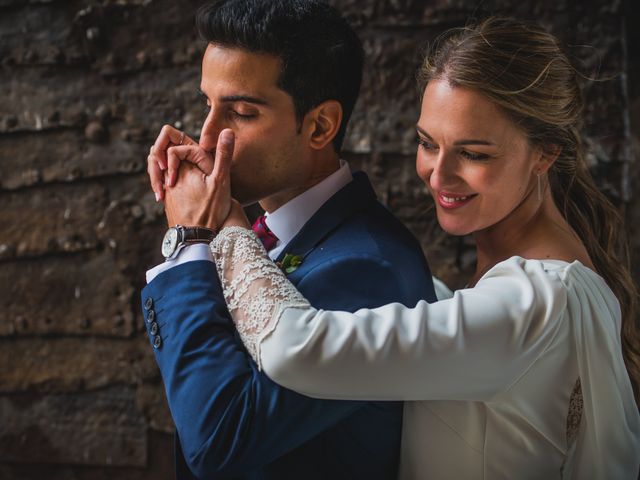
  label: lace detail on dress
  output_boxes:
[566,378,583,446]
[210,226,310,368]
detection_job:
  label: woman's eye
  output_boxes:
[417,138,437,151]
[460,150,489,161]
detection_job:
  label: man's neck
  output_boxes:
[259,155,341,213]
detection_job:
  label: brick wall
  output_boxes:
[0,0,637,478]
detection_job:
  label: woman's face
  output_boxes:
[416,79,542,236]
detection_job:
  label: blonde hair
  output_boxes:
[419,17,640,403]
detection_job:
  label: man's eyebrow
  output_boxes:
[220,95,269,106]
[197,89,269,106]
[415,125,493,146]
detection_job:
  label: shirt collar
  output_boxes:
[265,160,352,259]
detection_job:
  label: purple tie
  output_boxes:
[252,215,279,251]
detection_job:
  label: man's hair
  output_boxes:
[196,0,364,152]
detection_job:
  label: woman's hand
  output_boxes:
[146,124,204,202]
[221,199,251,230]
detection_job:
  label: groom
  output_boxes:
[142,1,436,478]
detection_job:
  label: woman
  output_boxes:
[209,18,640,478]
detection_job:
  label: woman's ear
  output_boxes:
[536,144,561,174]
[304,100,343,150]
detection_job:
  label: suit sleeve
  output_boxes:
[141,256,408,478]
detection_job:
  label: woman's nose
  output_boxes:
[417,149,456,190]
[428,153,458,191]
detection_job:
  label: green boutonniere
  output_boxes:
[276,253,304,274]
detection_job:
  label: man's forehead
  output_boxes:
[200,43,283,98]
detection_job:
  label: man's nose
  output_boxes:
[199,110,223,152]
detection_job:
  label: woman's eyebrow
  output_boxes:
[416,125,493,145]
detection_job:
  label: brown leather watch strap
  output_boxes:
[181,226,216,244]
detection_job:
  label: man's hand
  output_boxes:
[147,124,208,201]
[164,129,235,230]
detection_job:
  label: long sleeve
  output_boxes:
[212,227,565,401]
[212,227,640,480]
[211,227,311,367]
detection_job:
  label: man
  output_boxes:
[142,1,437,478]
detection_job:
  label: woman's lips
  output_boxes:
[437,192,477,209]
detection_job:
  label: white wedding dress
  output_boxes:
[211,226,640,479]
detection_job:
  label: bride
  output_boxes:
[180,17,640,479]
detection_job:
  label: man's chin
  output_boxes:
[230,186,261,207]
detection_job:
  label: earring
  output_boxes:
[537,171,543,202]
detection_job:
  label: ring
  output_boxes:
[178,131,185,145]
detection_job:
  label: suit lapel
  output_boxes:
[275,172,378,262]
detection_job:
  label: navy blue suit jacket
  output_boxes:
[141,173,436,479]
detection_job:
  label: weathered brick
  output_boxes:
[0,431,173,480]
[135,382,174,434]
[0,182,106,256]
[0,387,147,466]
[0,337,158,393]
[0,253,140,337]
[0,0,637,477]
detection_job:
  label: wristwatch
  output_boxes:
[161,225,216,259]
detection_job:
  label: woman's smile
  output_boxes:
[436,191,478,209]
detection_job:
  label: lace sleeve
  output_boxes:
[210,226,311,367]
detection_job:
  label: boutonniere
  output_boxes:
[276,253,304,274]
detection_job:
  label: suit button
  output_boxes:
[153,335,162,349]
[146,309,155,323]
[149,322,159,335]
[144,297,153,310]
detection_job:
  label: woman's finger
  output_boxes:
[152,124,197,170]
[166,145,215,187]
[147,153,165,201]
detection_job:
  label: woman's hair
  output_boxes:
[419,17,640,403]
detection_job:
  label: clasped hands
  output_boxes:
[146,125,249,231]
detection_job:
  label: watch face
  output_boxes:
[161,228,179,258]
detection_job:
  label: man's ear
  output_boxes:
[536,143,561,174]
[304,100,342,150]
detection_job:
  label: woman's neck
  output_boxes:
[469,192,591,286]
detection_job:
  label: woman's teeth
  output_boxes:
[442,194,471,203]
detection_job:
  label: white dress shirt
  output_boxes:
[146,161,353,284]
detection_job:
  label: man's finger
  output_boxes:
[203,129,235,229]
[211,129,235,186]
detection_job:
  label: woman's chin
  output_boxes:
[437,219,474,236]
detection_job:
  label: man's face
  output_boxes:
[199,43,309,206]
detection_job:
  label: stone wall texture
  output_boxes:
[0,0,638,477]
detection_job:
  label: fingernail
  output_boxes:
[220,129,234,145]
[155,192,161,202]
